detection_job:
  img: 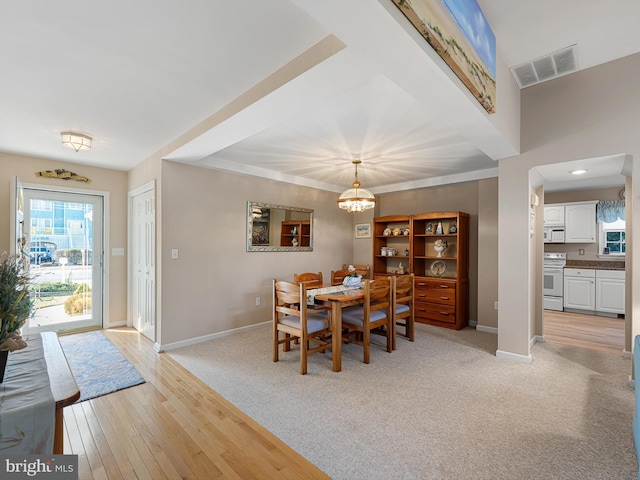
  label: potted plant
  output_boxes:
[0,252,31,382]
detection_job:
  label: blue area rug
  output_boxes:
[58,330,145,402]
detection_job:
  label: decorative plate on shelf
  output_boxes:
[430,260,446,277]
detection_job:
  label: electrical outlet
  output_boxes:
[579,249,585,255]
[171,249,179,259]
[255,297,261,306]
[494,301,499,310]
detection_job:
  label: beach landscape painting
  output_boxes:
[392,0,496,114]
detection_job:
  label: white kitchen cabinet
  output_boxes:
[544,204,565,226]
[595,269,625,314]
[565,202,596,243]
[564,268,595,310]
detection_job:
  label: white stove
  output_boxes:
[543,252,566,311]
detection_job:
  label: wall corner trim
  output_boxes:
[476,324,498,334]
[496,349,532,364]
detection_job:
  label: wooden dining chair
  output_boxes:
[293,272,323,288]
[392,273,415,350]
[272,279,332,375]
[343,264,370,280]
[341,277,392,364]
[330,269,350,286]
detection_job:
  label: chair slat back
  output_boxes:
[274,279,313,332]
[274,280,303,317]
[394,274,414,304]
[293,272,323,288]
[331,269,350,285]
[343,264,370,279]
[367,278,391,312]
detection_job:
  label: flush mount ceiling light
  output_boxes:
[338,160,375,213]
[570,169,590,175]
[61,132,92,152]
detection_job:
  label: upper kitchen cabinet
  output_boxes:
[565,201,597,243]
[543,205,565,226]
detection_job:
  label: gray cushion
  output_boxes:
[280,313,329,333]
[342,305,364,316]
[342,308,388,326]
[395,304,410,314]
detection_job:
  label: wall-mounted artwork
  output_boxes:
[392,0,496,114]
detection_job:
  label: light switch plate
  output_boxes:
[171,249,179,259]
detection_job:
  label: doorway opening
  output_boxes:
[533,155,628,356]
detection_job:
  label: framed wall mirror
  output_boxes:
[247,201,314,252]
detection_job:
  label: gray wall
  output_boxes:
[498,53,640,360]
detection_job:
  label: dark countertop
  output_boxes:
[565,260,625,271]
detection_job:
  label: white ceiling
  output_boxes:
[1,0,637,194]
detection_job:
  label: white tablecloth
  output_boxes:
[306,285,359,305]
[0,334,55,453]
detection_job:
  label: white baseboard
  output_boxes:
[629,375,635,389]
[476,324,498,334]
[156,321,270,352]
[468,319,477,327]
[106,320,127,328]
[496,349,532,364]
[530,335,544,349]
[624,349,632,359]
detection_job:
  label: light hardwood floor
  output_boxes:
[543,310,625,355]
[62,328,329,480]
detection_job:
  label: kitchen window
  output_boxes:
[599,218,625,256]
[597,200,625,256]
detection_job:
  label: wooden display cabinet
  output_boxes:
[280,220,310,247]
[411,212,469,330]
[372,215,411,278]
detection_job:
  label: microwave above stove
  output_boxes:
[544,227,565,243]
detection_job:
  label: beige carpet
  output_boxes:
[168,323,637,480]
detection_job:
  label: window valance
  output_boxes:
[596,200,625,223]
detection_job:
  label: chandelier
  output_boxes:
[337,160,375,212]
[61,132,92,152]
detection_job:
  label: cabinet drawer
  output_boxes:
[415,302,456,324]
[414,278,456,292]
[596,269,625,280]
[415,289,455,305]
[563,268,595,278]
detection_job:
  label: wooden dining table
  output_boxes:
[313,288,364,372]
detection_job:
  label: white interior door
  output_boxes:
[131,186,155,341]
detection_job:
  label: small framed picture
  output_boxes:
[355,223,371,239]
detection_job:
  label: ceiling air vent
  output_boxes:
[510,44,579,89]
